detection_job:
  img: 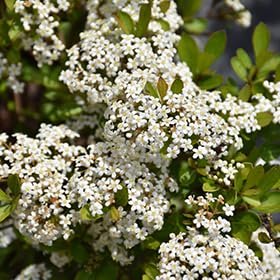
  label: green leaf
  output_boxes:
[236,48,252,69]
[204,30,226,64]
[145,82,159,98]
[234,171,244,192]
[238,84,251,101]
[135,3,152,37]
[144,264,159,279]
[95,261,119,280]
[231,211,261,243]
[115,186,128,207]
[243,165,264,190]
[157,77,168,101]
[253,23,270,58]
[176,0,202,18]
[80,205,93,221]
[242,196,261,207]
[197,74,223,90]
[142,237,160,250]
[110,206,120,222]
[0,204,12,223]
[70,241,89,264]
[258,232,272,243]
[258,55,280,78]
[254,192,280,213]
[178,34,199,72]
[75,271,93,280]
[0,189,12,203]
[202,182,220,192]
[275,63,280,82]
[258,166,280,194]
[231,57,247,81]
[159,0,170,13]
[171,78,183,94]
[7,174,21,196]
[4,0,15,11]
[115,11,134,34]
[256,112,273,127]
[184,18,207,34]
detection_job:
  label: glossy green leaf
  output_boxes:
[178,34,199,72]
[115,11,134,34]
[243,165,264,190]
[204,30,226,64]
[231,211,260,243]
[254,192,280,213]
[0,189,12,203]
[242,196,261,207]
[0,204,12,223]
[236,48,252,69]
[253,23,270,57]
[256,112,273,127]
[135,3,152,37]
[257,166,280,194]
[231,57,247,81]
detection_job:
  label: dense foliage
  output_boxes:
[0,0,280,279]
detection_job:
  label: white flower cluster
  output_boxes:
[252,229,280,280]
[60,0,184,105]
[156,194,264,279]
[14,0,71,67]
[0,123,176,263]
[60,0,280,186]
[0,124,85,245]
[15,263,52,280]
[0,52,24,94]
[224,0,251,27]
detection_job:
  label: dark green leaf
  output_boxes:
[253,23,270,58]
[258,232,272,243]
[243,165,264,190]
[70,241,89,264]
[115,186,128,207]
[135,3,152,37]
[7,174,21,196]
[176,0,202,18]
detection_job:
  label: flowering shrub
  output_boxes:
[0,0,280,279]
